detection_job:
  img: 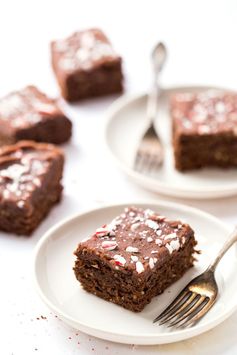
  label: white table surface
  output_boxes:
[1,0,237,354]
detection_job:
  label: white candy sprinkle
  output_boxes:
[215,101,226,113]
[101,241,118,251]
[151,250,158,254]
[144,209,154,216]
[156,230,162,236]
[155,239,162,245]
[114,254,126,266]
[131,222,140,231]
[126,246,139,253]
[131,255,138,262]
[145,220,159,230]
[3,190,10,198]
[129,211,135,217]
[136,261,145,274]
[166,240,181,254]
[17,200,25,209]
[198,125,211,134]
[164,233,177,240]
[33,177,41,187]
[147,236,153,242]
[149,258,155,269]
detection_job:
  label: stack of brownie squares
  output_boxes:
[0,28,123,235]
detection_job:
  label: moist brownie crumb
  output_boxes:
[51,28,123,101]
[171,90,237,171]
[0,140,64,235]
[0,85,72,146]
[74,206,197,312]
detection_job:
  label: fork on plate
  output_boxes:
[134,42,167,173]
[153,226,237,328]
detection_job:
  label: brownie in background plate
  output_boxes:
[171,90,237,171]
[74,207,197,312]
[0,141,64,235]
[0,86,72,146]
[51,28,123,101]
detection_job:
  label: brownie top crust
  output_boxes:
[0,86,64,130]
[0,141,63,208]
[75,207,195,277]
[51,28,121,73]
[171,90,237,135]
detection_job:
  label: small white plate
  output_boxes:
[105,86,237,199]
[34,201,237,345]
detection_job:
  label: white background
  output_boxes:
[0,0,237,354]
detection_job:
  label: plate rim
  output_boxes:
[33,200,237,345]
[104,85,237,199]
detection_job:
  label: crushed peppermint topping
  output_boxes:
[131,255,138,262]
[166,240,180,254]
[126,246,139,253]
[151,250,158,254]
[95,226,109,237]
[156,230,162,236]
[101,240,118,251]
[136,261,145,274]
[147,236,153,242]
[145,219,159,230]
[113,254,126,266]
[155,239,162,245]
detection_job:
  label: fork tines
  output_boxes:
[153,288,214,328]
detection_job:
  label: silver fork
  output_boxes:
[153,226,237,328]
[134,42,167,172]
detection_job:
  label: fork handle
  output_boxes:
[147,42,166,122]
[146,68,160,123]
[207,225,237,273]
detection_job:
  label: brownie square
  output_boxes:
[74,207,197,312]
[0,141,64,235]
[0,86,72,146]
[171,90,237,171]
[51,28,123,102]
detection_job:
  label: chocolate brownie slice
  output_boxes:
[0,141,64,235]
[74,207,197,312]
[0,86,72,146]
[51,28,123,101]
[171,90,237,171]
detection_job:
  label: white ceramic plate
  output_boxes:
[34,201,237,345]
[105,86,237,199]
